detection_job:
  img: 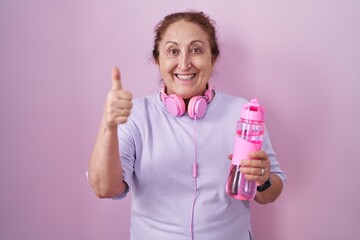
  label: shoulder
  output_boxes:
[132,93,158,106]
[210,91,249,111]
[203,91,249,123]
[119,94,160,134]
[128,93,165,122]
[132,94,160,111]
[218,91,248,104]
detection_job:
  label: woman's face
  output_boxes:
[157,21,215,99]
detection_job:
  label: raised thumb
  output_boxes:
[111,67,122,90]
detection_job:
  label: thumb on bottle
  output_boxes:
[112,67,122,90]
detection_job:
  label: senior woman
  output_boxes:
[88,11,286,240]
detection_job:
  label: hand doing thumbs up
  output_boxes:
[104,67,133,128]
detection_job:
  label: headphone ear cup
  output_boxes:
[188,96,207,119]
[164,94,186,117]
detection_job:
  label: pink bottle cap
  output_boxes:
[241,98,265,122]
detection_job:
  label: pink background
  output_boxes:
[1,1,359,240]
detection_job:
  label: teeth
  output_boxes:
[176,74,195,80]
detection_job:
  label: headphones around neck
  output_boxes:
[160,84,214,119]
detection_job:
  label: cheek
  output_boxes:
[159,59,176,73]
[193,56,213,72]
[197,62,214,76]
[158,62,176,82]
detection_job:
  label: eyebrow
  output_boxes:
[165,40,205,46]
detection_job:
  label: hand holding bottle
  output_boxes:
[104,67,133,129]
[239,151,270,187]
[227,151,270,190]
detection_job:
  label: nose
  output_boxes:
[177,52,191,71]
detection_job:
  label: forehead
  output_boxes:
[161,21,209,45]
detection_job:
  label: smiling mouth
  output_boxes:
[175,73,196,80]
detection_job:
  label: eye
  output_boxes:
[190,47,202,55]
[168,48,179,56]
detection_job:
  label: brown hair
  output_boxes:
[152,11,220,63]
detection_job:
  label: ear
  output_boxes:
[156,60,161,70]
[211,56,218,66]
[149,56,159,66]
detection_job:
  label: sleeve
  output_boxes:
[262,129,287,183]
[111,118,138,200]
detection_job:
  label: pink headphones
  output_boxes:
[160,84,214,119]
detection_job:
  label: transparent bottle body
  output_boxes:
[226,120,265,200]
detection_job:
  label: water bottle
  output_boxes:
[226,98,265,200]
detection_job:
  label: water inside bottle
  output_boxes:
[226,164,257,200]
